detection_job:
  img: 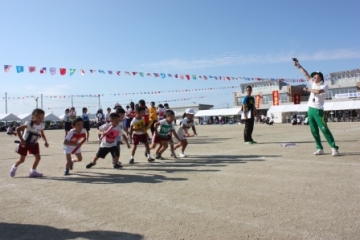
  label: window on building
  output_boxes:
[237,97,243,106]
[280,93,288,103]
[262,95,272,104]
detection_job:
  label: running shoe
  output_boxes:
[155,154,165,160]
[113,162,123,169]
[29,171,43,178]
[313,149,324,155]
[245,141,253,145]
[331,148,340,156]
[179,153,186,158]
[129,159,135,164]
[9,166,17,177]
[251,140,257,144]
[64,170,69,175]
[86,162,96,168]
[69,161,74,170]
[147,157,155,162]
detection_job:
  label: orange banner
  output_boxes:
[256,95,261,109]
[294,94,300,104]
[272,91,279,106]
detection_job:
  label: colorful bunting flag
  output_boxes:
[60,68,66,76]
[146,73,152,77]
[50,68,56,75]
[98,70,105,74]
[108,70,113,75]
[70,69,76,76]
[40,67,46,74]
[4,65,12,72]
[116,71,121,76]
[16,66,24,73]
[29,66,36,73]
[161,73,166,78]
[139,72,144,77]
[90,70,96,74]
[81,69,85,75]
[154,73,160,77]
[132,72,137,76]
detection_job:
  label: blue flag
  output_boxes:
[160,73,166,79]
[16,66,24,73]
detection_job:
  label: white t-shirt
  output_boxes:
[177,117,194,138]
[99,123,122,148]
[23,121,45,146]
[105,112,111,122]
[96,113,104,123]
[65,113,71,122]
[308,80,328,110]
[157,108,166,120]
[157,119,174,137]
[126,108,132,119]
[64,129,87,153]
[130,118,146,135]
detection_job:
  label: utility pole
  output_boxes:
[5,92,7,114]
[98,95,101,107]
[41,94,43,109]
[71,95,74,108]
[31,96,39,108]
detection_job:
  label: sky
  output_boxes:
[0,0,359,116]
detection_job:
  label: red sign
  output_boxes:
[256,95,261,109]
[294,94,300,104]
[272,91,279,106]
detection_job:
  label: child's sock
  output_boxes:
[147,154,151,158]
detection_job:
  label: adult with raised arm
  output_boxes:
[293,58,339,156]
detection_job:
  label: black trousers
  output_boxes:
[244,118,254,142]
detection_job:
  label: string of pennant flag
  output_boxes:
[1,86,236,100]
[3,64,330,83]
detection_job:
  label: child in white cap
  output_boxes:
[173,108,197,157]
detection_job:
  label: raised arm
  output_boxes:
[293,60,311,81]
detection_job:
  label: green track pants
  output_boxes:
[308,107,338,150]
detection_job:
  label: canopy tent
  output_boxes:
[0,113,21,121]
[18,113,32,121]
[268,101,360,113]
[195,108,242,117]
[44,113,60,121]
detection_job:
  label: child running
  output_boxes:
[96,108,105,140]
[129,106,155,164]
[86,112,123,169]
[63,117,87,175]
[173,108,198,157]
[111,107,131,165]
[10,109,49,178]
[7,125,17,136]
[82,107,90,141]
[149,110,180,159]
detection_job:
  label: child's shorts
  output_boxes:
[132,134,147,145]
[96,146,119,159]
[16,143,40,156]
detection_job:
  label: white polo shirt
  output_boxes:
[308,80,328,110]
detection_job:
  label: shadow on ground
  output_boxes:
[46,172,187,184]
[0,222,143,240]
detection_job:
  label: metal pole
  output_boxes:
[5,92,7,114]
[36,97,38,109]
[98,95,101,107]
[71,95,73,108]
[41,94,43,109]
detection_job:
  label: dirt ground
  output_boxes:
[0,122,359,240]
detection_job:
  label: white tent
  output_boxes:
[195,108,242,117]
[44,113,60,121]
[18,113,32,121]
[268,101,360,113]
[0,113,21,121]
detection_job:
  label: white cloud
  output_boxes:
[138,49,360,71]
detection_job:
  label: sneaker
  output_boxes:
[313,149,324,155]
[147,157,155,162]
[245,141,253,145]
[179,153,186,158]
[129,159,135,164]
[155,154,165,160]
[251,140,257,144]
[9,166,17,177]
[64,170,69,175]
[113,162,123,169]
[86,162,95,169]
[29,171,43,178]
[331,148,340,156]
[69,161,74,170]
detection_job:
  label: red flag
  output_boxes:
[116,71,121,76]
[227,77,230,81]
[272,91,279,106]
[60,68,66,75]
[185,75,190,80]
[29,66,36,73]
[132,72,137,76]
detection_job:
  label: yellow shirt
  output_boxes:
[148,106,158,121]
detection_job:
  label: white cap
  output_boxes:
[185,108,195,115]
[97,107,103,111]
